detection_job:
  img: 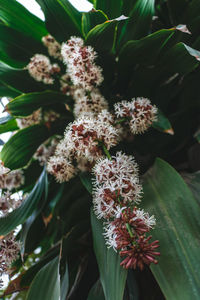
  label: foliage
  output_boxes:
[0,0,200,299]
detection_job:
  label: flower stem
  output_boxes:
[102,144,112,160]
[114,117,127,125]
[126,223,134,238]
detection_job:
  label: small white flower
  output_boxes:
[103,222,118,251]
[16,109,42,129]
[47,156,77,183]
[42,34,62,59]
[0,161,10,175]
[0,170,24,190]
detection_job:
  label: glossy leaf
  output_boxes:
[142,158,200,299]
[91,210,127,300]
[1,124,50,169]
[0,83,20,97]
[182,171,200,204]
[0,0,47,41]
[159,43,200,75]
[36,0,82,42]
[0,168,47,236]
[6,91,74,117]
[118,29,175,70]
[94,0,123,19]
[0,24,46,68]
[118,0,155,46]
[0,118,18,134]
[87,279,105,300]
[82,10,108,37]
[79,172,93,194]
[0,62,45,93]
[26,256,60,300]
[152,109,174,135]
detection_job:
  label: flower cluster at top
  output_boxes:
[0,34,159,277]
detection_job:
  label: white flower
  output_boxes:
[134,209,156,229]
[63,116,119,162]
[114,98,158,134]
[0,161,10,175]
[16,109,42,129]
[34,137,60,166]
[74,88,108,118]
[47,156,77,183]
[27,54,59,84]
[103,222,118,251]
[42,34,62,59]
[61,37,104,91]
[0,170,24,190]
[44,110,60,123]
[0,232,20,273]
[0,191,22,216]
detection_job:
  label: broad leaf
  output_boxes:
[167,0,189,25]
[182,171,200,204]
[6,91,74,117]
[91,210,127,300]
[0,168,47,236]
[0,24,46,68]
[1,124,50,169]
[142,158,200,299]
[26,256,60,300]
[36,0,82,42]
[87,279,105,300]
[94,0,123,19]
[152,109,174,135]
[0,118,18,134]
[0,0,47,41]
[82,10,108,37]
[79,172,93,194]
[0,62,45,93]
[118,0,155,46]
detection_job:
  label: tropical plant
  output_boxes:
[0,0,200,299]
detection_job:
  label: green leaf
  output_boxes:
[0,168,47,236]
[0,115,12,124]
[159,43,200,75]
[152,109,174,135]
[6,91,74,117]
[0,118,18,134]
[118,29,175,70]
[94,0,123,19]
[87,279,105,300]
[26,256,60,300]
[82,10,108,37]
[167,0,189,25]
[91,210,127,300]
[60,262,69,300]
[142,158,200,299]
[118,0,155,46]
[0,83,20,97]
[36,0,82,42]
[0,0,47,41]
[182,171,200,204]
[0,24,46,68]
[79,172,93,194]
[1,124,50,169]
[0,62,45,94]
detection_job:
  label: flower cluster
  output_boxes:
[0,232,20,280]
[34,137,60,166]
[93,153,160,269]
[114,98,158,134]
[73,88,108,118]
[0,170,24,190]
[61,37,103,90]
[42,34,62,60]
[27,54,60,84]
[25,33,160,271]
[17,109,42,129]
[0,192,22,216]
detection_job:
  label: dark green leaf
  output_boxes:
[0,62,45,93]
[0,83,20,97]
[0,118,18,134]
[182,171,200,204]
[82,10,108,37]
[87,279,105,300]
[0,0,47,41]
[94,0,123,19]
[36,0,82,42]
[6,91,74,117]
[26,256,60,300]
[142,158,200,299]
[1,124,50,169]
[159,43,200,75]
[60,262,69,300]
[79,172,93,194]
[0,24,46,68]
[0,168,47,236]
[152,109,174,135]
[167,0,188,25]
[91,210,127,300]
[118,0,155,46]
